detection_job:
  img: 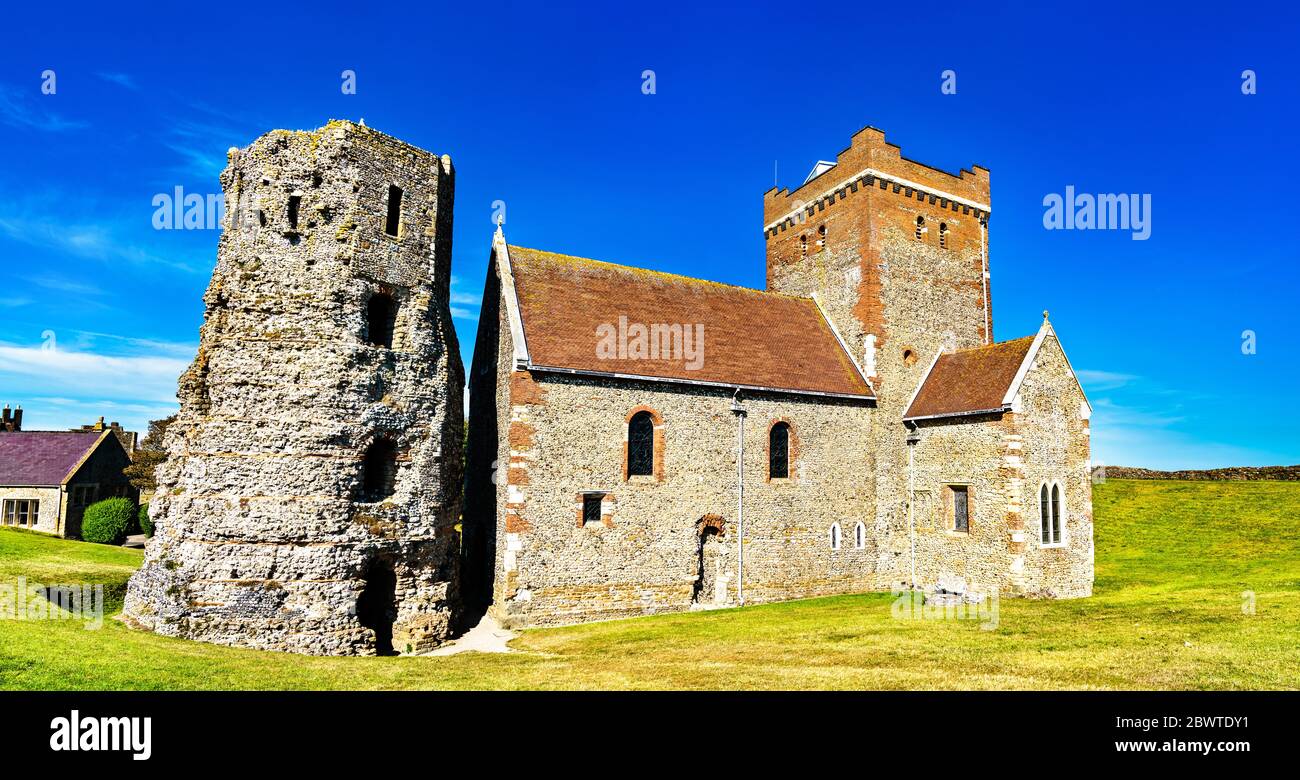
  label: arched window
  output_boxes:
[366,292,397,349]
[799,234,808,258]
[939,222,948,248]
[829,522,841,550]
[360,438,398,502]
[769,422,790,479]
[854,521,866,549]
[1039,484,1050,543]
[915,215,925,241]
[627,411,655,477]
[1040,482,1063,545]
[1051,483,1062,543]
[816,224,826,250]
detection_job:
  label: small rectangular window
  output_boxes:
[3,499,37,527]
[287,195,301,230]
[950,486,969,533]
[385,186,402,237]
[582,493,603,526]
[72,485,96,507]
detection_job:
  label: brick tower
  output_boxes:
[125,121,464,655]
[763,127,993,582]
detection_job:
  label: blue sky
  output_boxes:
[1,2,1296,469]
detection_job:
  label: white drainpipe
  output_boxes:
[905,423,921,589]
[730,390,747,605]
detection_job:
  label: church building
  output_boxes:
[465,125,1094,627]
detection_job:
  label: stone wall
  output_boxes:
[488,370,875,627]
[124,121,464,656]
[0,486,61,535]
[1101,465,1300,481]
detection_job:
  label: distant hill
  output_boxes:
[1098,465,1300,481]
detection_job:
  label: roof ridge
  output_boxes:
[507,244,814,302]
[945,334,1036,355]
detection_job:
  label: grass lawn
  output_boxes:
[1,479,1297,690]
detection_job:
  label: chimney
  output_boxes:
[1,405,19,432]
[13,407,20,431]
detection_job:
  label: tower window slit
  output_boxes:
[385,185,402,237]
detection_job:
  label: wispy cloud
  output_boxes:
[1077,369,1136,391]
[0,83,88,132]
[96,72,140,90]
[0,188,205,274]
[449,275,480,321]
[22,275,105,297]
[163,115,251,179]
[0,342,190,405]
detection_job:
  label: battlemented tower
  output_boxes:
[125,121,465,655]
[763,127,995,580]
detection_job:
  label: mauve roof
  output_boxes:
[0,431,105,486]
[904,336,1036,420]
[506,245,874,398]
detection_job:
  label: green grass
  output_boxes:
[1,479,1297,690]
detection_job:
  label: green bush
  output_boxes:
[138,502,154,537]
[81,497,135,545]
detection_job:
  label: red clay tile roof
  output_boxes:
[0,431,105,486]
[506,245,873,398]
[903,336,1036,420]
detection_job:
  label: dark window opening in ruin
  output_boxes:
[939,222,948,248]
[385,185,402,237]
[356,560,397,655]
[951,485,969,532]
[287,195,301,230]
[360,438,398,502]
[582,493,603,526]
[915,215,925,241]
[257,210,267,227]
[366,293,397,349]
[627,411,654,476]
[769,422,790,479]
[903,348,917,366]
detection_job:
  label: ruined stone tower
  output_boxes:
[124,121,464,655]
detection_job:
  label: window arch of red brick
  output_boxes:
[765,418,799,482]
[623,405,665,482]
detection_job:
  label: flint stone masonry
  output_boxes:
[124,121,464,656]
